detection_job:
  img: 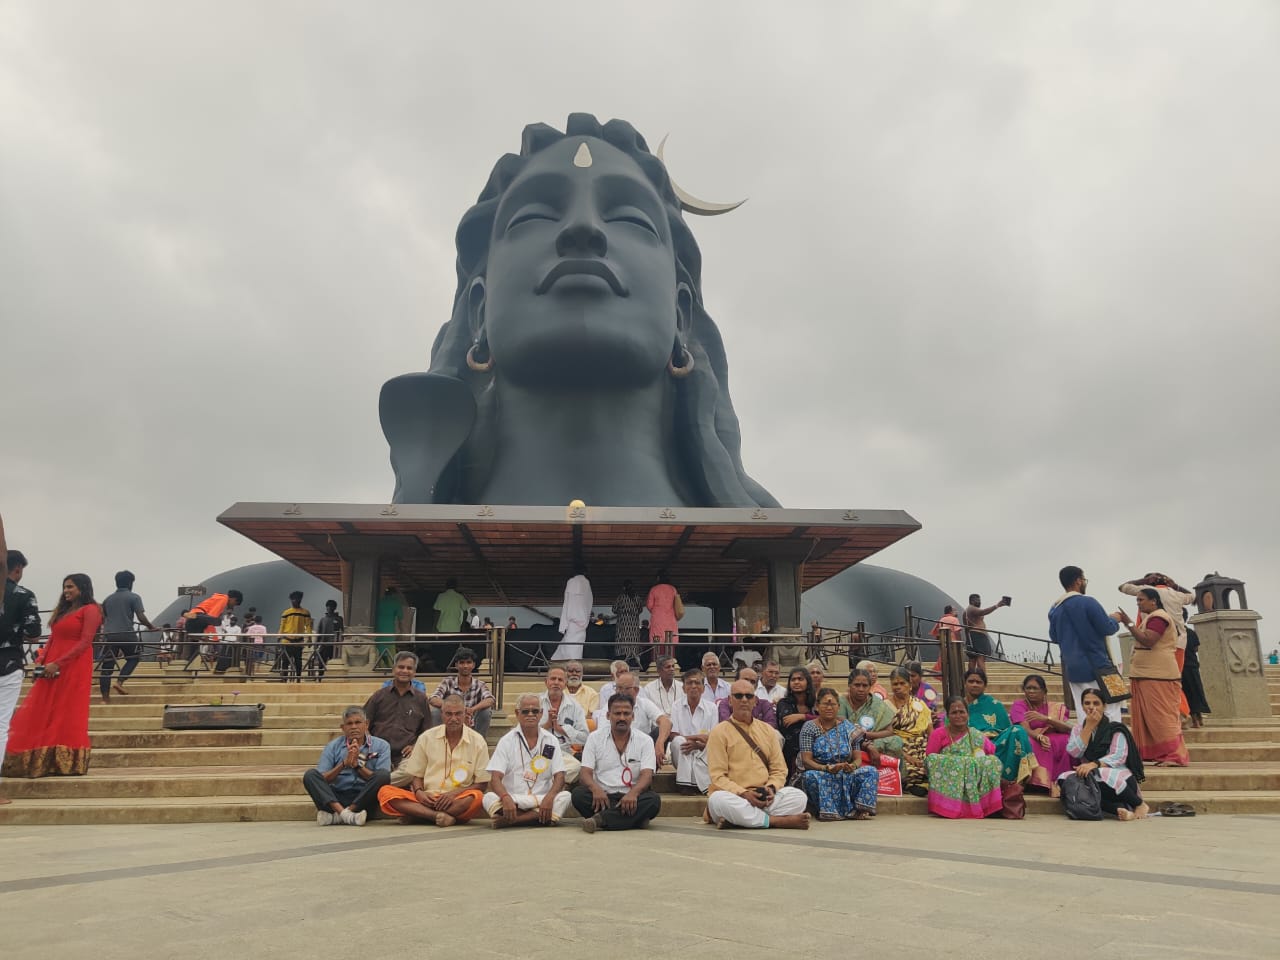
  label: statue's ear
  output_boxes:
[675,281,694,337]
[468,278,487,340]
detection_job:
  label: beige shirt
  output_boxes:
[706,717,788,796]
[401,725,491,790]
[568,684,600,717]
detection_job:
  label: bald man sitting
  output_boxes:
[705,680,809,830]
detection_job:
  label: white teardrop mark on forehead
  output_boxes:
[573,142,593,168]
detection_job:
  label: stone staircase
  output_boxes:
[3,664,1280,825]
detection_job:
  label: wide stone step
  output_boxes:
[2,787,1277,826]
[93,746,320,768]
[88,730,337,749]
[88,715,332,731]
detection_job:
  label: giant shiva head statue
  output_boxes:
[379,113,777,509]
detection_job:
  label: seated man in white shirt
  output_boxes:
[756,660,785,704]
[669,668,718,794]
[641,655,680,716]
[484,693,571,828]
[539,666,587,783]
[612,672,671,766]
[596,659,630,709]
[573,693,662,832]
[706,680,809,830]
[701,652,731,704]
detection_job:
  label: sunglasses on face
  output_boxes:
[730,692,756,700]
[517,708,541,716]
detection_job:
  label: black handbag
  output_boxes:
[1092,663,1131,703]
[1060,773,1103,820]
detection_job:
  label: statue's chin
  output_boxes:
[495,340,668,391]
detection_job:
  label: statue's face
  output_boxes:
[483,137,679,388]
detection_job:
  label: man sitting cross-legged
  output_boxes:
[574,693,663,833]
[484,693,572,828]
[669,668,718,794]
[705,680,810,830]
[303,706,392,826]
[376,694,490,827]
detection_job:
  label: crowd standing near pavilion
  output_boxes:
[0,544,1229,825]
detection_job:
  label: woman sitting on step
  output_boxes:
[884,666,932,797]
[798,688,878,821]
[963,668,1038,785]
[925,695,1003,818]
[1059,688,1149,820]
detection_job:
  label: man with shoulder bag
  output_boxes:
[2,550,43,805]
[1048,566,1125,721]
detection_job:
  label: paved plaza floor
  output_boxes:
[2,813,1279,958]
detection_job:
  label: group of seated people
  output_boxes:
[300,650,1149,830]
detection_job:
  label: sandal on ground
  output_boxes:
[1160,802,1196,817]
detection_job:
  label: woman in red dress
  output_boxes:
[3,573,101,778]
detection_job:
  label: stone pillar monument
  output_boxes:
[1189,573,1269,720]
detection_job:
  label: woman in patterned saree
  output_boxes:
[963,669,1038,784]
[3,574,101,778]
[925,695,1003,819]
[1009,673,1073,795]
[885,666,932,796]
[798,688,878,820]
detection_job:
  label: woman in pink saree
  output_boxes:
[1009,674,1072,795]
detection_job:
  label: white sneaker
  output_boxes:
[339,808,367,826]
[316,810,336,826]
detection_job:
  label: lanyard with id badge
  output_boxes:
[520,736,555,786]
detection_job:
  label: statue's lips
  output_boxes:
[535,259,629,297]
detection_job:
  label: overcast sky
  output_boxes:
[3,2,1278,652]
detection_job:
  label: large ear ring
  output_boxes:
[668,336,694,378]
[669,283,695,377]
[466,336,493,373]
[465,279,491,372]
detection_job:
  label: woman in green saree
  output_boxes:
[963,669,1038,784]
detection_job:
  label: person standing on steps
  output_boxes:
[964,592,1010,673]
[277,591,313,683]
[98,570,158,702]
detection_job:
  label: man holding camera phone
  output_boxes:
[704,679,809,829]
[964,592,1011,672]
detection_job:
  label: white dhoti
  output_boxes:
[561,752,581,785]
[552,574,593,661]
[707,786,807,829]
[551,624,586,662]
[483,789,573,821]
[671,736,710,793]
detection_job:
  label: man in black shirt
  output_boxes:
[2,549,42,805]
[364,651,431,784]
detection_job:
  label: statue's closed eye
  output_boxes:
[604,207,658,237]
[506,205,558,231]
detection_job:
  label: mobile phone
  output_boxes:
[1002,596,1012,607]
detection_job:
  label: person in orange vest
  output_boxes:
[180,590,242,667]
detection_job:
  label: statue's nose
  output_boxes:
[555,214,607,259]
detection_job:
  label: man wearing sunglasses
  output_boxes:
[705,680,810,830]
[484,693,571,827]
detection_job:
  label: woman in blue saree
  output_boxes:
[964,669,1037,784]
[798,688,878,820]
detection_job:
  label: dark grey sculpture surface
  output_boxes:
[379,114,776,508]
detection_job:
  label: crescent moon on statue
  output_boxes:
[656,135,747,217]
